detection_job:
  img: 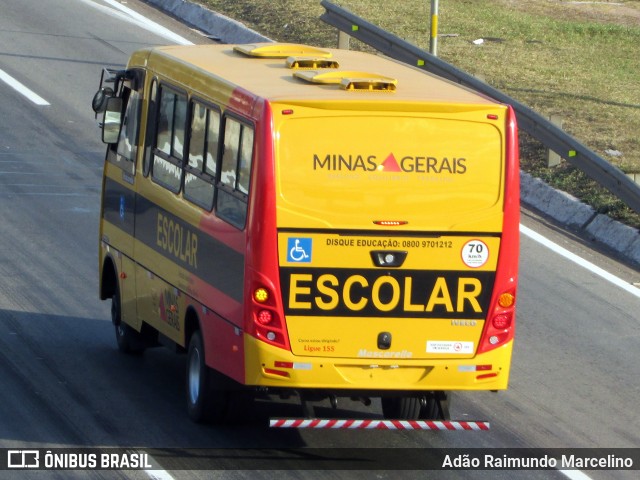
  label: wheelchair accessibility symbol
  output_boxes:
[287,238,312,263]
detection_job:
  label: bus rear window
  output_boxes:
[276,114,504,228]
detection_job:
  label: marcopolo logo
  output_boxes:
[313,152,467,174]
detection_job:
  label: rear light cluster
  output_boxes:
[251,286,289,349]
[478,288,516,354]
[492,292,515,330]
[490,290,515,344]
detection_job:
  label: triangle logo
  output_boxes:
[380,153,401,172]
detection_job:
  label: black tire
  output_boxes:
[432,391,451,420]
[186,330,230,424]
[381,396,422,419]
[382,392,451,420]
[112,283,145,354]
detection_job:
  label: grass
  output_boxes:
[194,0,640,228]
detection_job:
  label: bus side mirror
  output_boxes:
[92,87,114,114]
[102,97,123,144]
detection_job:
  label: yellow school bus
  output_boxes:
[92,42,519,428]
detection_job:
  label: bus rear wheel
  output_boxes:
[381,392,450,420]
[186,330,230,424]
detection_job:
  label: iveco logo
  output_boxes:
[451,320,477,327]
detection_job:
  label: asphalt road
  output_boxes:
[0,1,638,479]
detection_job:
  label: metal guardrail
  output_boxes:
[320,0,640,215]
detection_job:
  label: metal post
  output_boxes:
[430,0,439,56]
[547,115,564,167]
[338,30,351,49]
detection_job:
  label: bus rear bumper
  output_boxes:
[244,335,512,392]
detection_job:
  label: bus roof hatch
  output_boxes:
[293,70,398,92]
[234,43,333,59]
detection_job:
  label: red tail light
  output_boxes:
[257,310,273,325]
[492,313,512,329]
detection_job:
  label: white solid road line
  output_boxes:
[79,0,194,45]
[559,470,594,480]
[520,224,640,299]
[0,68,50,106]
[145,469,176,480]
[100,0,193,44]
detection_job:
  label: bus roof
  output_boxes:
[131,43,499,108]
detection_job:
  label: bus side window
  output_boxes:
[143,80,158,177]
[184,101,219,210]
[237,127,253,195]
[217,116,253,229]
[152,85,186,192]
